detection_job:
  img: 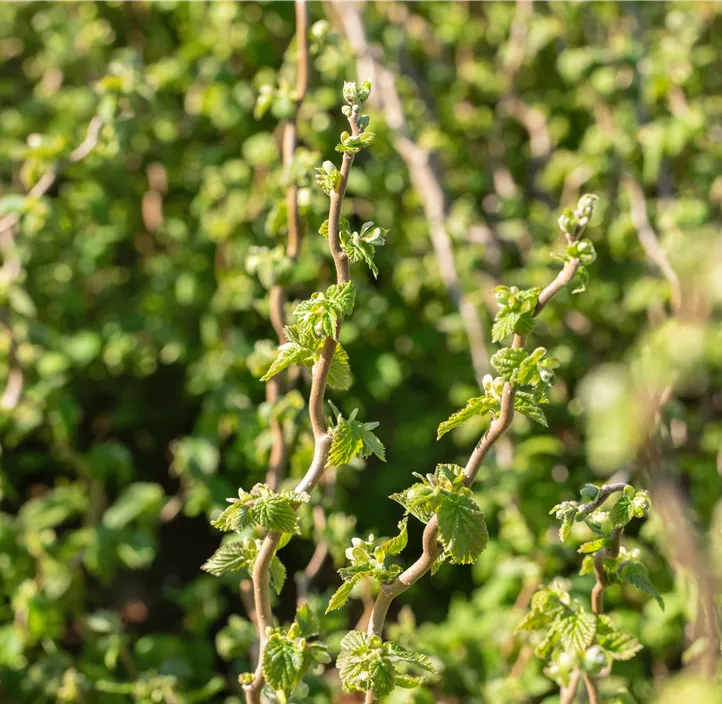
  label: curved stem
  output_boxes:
[365,257,583,665]
[245,56,366,704]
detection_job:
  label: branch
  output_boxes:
[622,174,682,315]
[331,0,491,385]
[265,0,311,492]
[244,85,366,704]
[363,255,583,690]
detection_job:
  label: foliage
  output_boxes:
[1,2,720,703]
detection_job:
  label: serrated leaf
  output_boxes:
[260,341,310,381]
[610,496,636,527]
[436,492,488,564]
[378,517,408,557]
[211,500,253,532]
[326,281,356,315]
[326,571,373,613]
[596,615,644,661]
[369,655,396,697]
[579,538,609,554]
[390,484,436,524]
[294,603,319,638]
[327,343,352,391]
[617,560,664,609]
[337,631,372,692]
[270,556,286,595]
[396,675,425,688]
[490,347,527,382]
[201,542,255,577]
[492,308,520,342]
[514,394,548,426]
[559,516,574,542]
[262,633,303,694]
[329,413,385,466]
[383,641,434,672]
[252,495,300,534]
[557,609,596,653]
[437,395,497,438]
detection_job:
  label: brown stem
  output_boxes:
[331,0,491,385]
[364,257,583,680]
[264,0,310,493]
[583,673,602,704]
[245,78,367,703]
[560,671,582,704]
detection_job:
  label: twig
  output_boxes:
[244,82,366,704]
[330,0,491,385]
[622,175,682,315]
[265,0,311,493]
[362,257,583,703]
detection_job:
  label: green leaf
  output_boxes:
[383,641,434,672]
[270,556,286,595]
[390,484,436,524]
[492,307,520,342]
[396,675,425,688]
[326,571,373,613]
[557,609,597,653]
[260,340,310,381]
[211,499,253,532]
[596,615,643,661]
[514,394,548,426]
[252,495,300,534]
[436,492,488,564]
[437,395,497,438]
[329,411,385,466]
[579,538,608,554]
[294,603,319,638]
[572,265,590,294]
[201,542,255,577]
[326,281,356,315]
[378,517,408,557]
[610,496,636,527]
[560,515,574,542]
[617,561,664,609]
[369,654,396,697]
[327,343,352,391]
[337,631,372,692]
[490,347,527,383]
[262,633,303,695]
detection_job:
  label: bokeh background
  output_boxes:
[1,2,721,702]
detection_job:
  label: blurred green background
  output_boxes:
[0,2,720,702]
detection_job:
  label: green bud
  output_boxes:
[558,208,578,236]
[342,81,358,105]
[580,484,602,504]
[623,485,635,498]
[369,635,383,649]
[356,79,372,104]
[582,645,608,675]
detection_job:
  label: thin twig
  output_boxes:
[622,175,682,315]
[331,0,491,385]
[362,257,582,703]
[244,84,365,704]
[265,0,311,493]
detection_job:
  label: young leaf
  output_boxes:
[327,343,352,391]
[369,655,396,697]
[270,556,287,595]
[252,494,300,534]
[328,411,385,466]
[260,340,311,381]
[437,395,497,438]
[383,641,434,672]
[490,347,527,383]
[514,394,548,427]
[557,609,597,653]
[326,571,374,613]
[617,560,664,609]
[201,542,255,577]
[596,615,643,661]
[262,633,304,695]
[436,492,488,564]
[578,538,608,554]
[211,499,253,532]
[326,281,356,315]
[378,517,408,557]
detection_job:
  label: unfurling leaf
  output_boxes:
[437,395,497,438]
